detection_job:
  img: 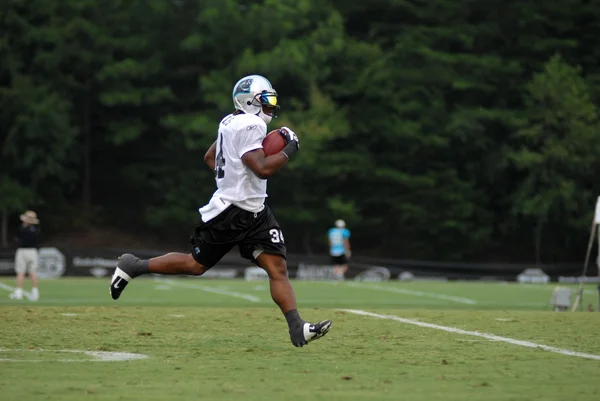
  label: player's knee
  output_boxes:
[185,256,208,276]
[266,259,288,280]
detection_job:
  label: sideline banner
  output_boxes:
[0,247,66,279]
[0,247,244,279]
[0,247,593,280]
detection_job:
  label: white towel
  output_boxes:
[199,196,232,223]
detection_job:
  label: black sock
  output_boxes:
[284,309,304,329]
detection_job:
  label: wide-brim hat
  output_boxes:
[20,210,39,225]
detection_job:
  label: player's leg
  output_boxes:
[255,252,297,313]
[110,253,210,300]
[255,252,332,347]
[241,205,331,347]
[110,220,235,300]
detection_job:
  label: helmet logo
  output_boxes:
[235,78,253,95]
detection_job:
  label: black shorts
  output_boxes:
[331,254,348,265]
[190,204,286,268]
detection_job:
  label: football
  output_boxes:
[262,129,286,156]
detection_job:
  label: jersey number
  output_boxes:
[269,229,284,243]
[215,133,226,179]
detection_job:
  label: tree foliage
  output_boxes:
[1,0,600,262]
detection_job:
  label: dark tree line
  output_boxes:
[1,0,599,263]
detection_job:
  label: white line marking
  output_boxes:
[158,279,260,302]
[62,313,78,317]
[154,285,172,290]
[299,297,544,307]
[0,283,34,300]
[346,282,477,305]
[0,297,177,304]
[342,309,600,361]
[0,348,148,362]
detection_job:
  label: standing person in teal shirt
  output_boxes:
[328,219,351,280]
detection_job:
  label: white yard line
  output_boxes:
[158,279,261,302]
[0,282,34,300]
[342,309,600,361]
[347,282,477,305]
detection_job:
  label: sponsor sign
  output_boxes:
[72,256,118,277]
[296,264,335,280]
[517,268,549,284]
[0,248,66,278]
[0,247,587,281]
[37,247,66,279]
[558,276,600,283]
[244,267,269,281]
[201,268,238,279]
[398,271,415,281]
[0,257,14,274]
[354,266,391,282]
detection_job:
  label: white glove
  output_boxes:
[278,127,299,157]
[278,127,299,149]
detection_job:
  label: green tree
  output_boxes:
[511,55,600,264]
[0,1,78,242]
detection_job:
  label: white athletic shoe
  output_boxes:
[31,288,39,301]
[290,320,332,347]
[9,288,23,300]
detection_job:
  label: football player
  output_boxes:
[109,75,331,347]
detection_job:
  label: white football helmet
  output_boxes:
[335,219,346,228]
[232,75,280,124]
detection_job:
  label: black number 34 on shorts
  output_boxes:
[189,204,286,268]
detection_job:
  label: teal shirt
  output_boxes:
[328,227,350,256]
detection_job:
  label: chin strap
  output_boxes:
[255,111,272,124]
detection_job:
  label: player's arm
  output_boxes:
[242,149,289,179]
[241,127,299,179]
[204,141,216,171]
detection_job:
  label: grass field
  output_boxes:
[1,277,599,401]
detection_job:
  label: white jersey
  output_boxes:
[199,113,268,222]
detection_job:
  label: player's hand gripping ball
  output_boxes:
[278,127,299,149]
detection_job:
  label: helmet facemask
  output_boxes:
[253,91,279,124]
